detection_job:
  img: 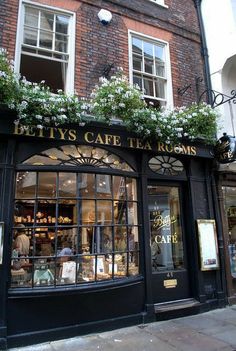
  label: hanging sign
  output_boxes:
[216,133,236,163]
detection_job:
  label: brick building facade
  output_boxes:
[0,1,226,349]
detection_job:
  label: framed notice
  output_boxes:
[197,219,219,271]
[0,222,4,265]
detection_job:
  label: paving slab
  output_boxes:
[8,306,236,351]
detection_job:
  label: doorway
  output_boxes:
[148,184,191,303]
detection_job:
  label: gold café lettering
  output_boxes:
[153,213,177,230]
[13,123,197,156]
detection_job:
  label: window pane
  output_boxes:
[23,27,37,46]
[55,34,68,53]
[38,172,56,198]
[14,200,35,225]
[113,176,126,200]
[148,186,184,271]
[40,11,54,31]
[80,200,95,224]
[39,30,53,49]
[59,173,76,197]
[79,173,95,198]
[127,202,138,225]
[96,174,112,199]
[15,172,36,199]
[114,226,127,251]
[126,178,137,201]
[133,54,142,71]
[144,57,154,74]
[155,78,165,99]
[58,200,76,225]
[144,77,154,96]
[56,15,69,34]
[132,37,142,54]
[133,74,142,90]
[143,41,153,58]
[97,200,112,225]
[25,7,39,28]
[156,58,165,77]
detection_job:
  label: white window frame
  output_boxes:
[148,0,168,8]
[14,0,75,94]
[128,30,173,109]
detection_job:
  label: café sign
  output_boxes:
[216,133,236,163]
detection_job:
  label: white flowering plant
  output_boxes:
[13,80,89,127]
[89,68,146,122]
[0,47,218,144]
[0,48,20,106]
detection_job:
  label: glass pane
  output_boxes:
[128,226,139,250]
[143,41,153,58]
[96,174,112,198]
[144,77,154,96]
[101,227,113,253]
[55,34,68,53]
[39,30,53,49]
[80,200,95,224]
[155,45,165,76]
[11,258,33,288]
[148,186,184,271]
[144,57,154,74]
[133,74,142,90]
[223,186,236,278]
[59,173,76,197]
[33,258,55,286]
[79,173,95,198]
[25,7,39,27]
[114,253,127,278]
[114,226,127,251]
[36,200,56,226]
[38,172,57,198]
[14,200,35,225]
[133,54,142,71]
[23,27,37,46]
[40,11,54,31]
[155,58,165,77]
[56,15,69,34]
[97,200,112,225]
[126,178,137,201]
[132,37,142,54]
[15,172,36,199]
[58,200,76,225]
[113,176,126,200]
[155,78,165,99]
[114,201,127,224]
[127,202,138,225]
[78,255,95,282]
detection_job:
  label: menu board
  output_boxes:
[197,219,219,271]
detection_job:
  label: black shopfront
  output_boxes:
[0,114,226,348]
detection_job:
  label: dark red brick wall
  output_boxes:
[0,0,206,107]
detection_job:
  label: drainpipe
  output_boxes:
[193,0,213,106]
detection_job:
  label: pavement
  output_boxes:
[8,305,236,351]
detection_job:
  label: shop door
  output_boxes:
[148,184,191,303]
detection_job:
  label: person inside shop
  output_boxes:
[12,224,30,269]
[13,224,30,257]
[58,240,73,261]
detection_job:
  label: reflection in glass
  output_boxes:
[59,173,76,197]
[15,172,37,199]
[38,172,56,198]
[148,186,184,272]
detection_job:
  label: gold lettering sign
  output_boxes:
[153,213,176,230]
[12,123,200,157]
[164,279,177,289]
[155,234,178,244]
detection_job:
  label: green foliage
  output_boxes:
[0,48,218,144]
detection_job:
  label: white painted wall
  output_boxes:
[201,0,236,137]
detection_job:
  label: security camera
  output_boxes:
[98,9,112,25]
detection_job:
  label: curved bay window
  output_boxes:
[11,146,139,288]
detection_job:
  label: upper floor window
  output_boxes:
[16,4,75,93]
[129,32,172,108]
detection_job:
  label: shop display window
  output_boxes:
[10,146,139,288]
[223,186,236,278]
